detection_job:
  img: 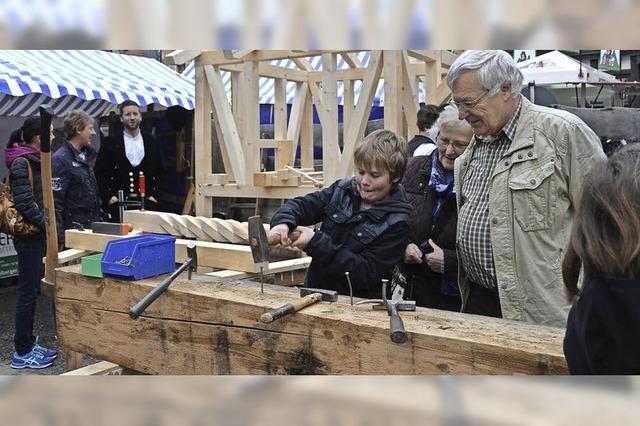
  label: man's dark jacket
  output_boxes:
[270,178,411,299]
[400,154,460,308]
[564,274,640,374]
[52,140,103,246]
[94,131,162,206]
[8,153,45,239]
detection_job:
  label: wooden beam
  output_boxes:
[321,53,339,183]
[198,50,342,66]
[44,248,91,265]
[274,79,287,140]
[292,58,326,125]
[341,52,363,68]
[299,84,314,169]
[243,60,260,183]
[64,230,259,272]
[61,361,123,376]
[54,265,568,375]
[200,185,318,199]
[254,172,301,187]
[336,50,383,178]
[165,49,200,65]
[286,82,309,161]
[194,63,212,217]
[383,50,404,138]
[206,257,312,282]
[205,65,247,185]
[342,79,354,142]
[401,51,420,137]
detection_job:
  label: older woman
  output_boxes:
[52,110,103,248]
[396,105,473,311]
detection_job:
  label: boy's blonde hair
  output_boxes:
[353,129,408,182]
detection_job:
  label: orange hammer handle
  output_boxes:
[260,293,322,323]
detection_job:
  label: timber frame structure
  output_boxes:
[169,50,457,217]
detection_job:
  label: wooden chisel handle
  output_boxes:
[260,293,322,323]
[266,230,301,246]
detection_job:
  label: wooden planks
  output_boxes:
[64,230,259,272]
[54,265,568,375]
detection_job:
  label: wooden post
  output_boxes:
[300,84,314,169]
[194,61,213,217]
[383,50,404,138]
[274,78,287,140]
[243,61,260,183]
[343,79,354,144]
[321,53,339,183]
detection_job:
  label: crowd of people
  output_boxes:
[6,101,162,370]
[5,50,639,374]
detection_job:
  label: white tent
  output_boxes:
[518,50,618,85]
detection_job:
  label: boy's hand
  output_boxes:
[268,224,292,246]
[404,243,423,264]
[291,226,315,251]
[425,239,444,273]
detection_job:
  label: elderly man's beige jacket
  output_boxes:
[454,97,606,327]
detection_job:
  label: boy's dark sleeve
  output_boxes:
[270,181,338,230]
[304,221,409,293]
[10,159,45,231]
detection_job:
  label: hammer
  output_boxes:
[129,243,198,319]
[260,287,338,323]
[247,215,301,293]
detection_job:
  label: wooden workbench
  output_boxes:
[53,265,568,375]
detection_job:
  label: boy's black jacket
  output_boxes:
[271,178,411,299]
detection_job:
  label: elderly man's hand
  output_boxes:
[404,243,423,264]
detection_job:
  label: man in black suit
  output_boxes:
[94,100,163,221]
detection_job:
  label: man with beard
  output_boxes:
[95,100,163,220]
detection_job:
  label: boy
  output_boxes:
[269,129,411,299]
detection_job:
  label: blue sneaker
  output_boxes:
[32,337,58,359]
[11,349,54,369]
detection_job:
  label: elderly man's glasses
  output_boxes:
[450,90,490,111]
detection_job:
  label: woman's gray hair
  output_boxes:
[429,104,469,135]
[445,50,523,98]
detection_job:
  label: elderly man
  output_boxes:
[446,50,605,327]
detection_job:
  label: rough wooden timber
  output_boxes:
[54,265,568,375]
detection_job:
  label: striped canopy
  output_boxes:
[0,50,195,117]
[181,51,426,107]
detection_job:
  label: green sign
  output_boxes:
[0,233,18,278]
[599,50,621,72]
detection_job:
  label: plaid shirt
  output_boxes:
[457,100,522,290]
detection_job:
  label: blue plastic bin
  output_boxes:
[101,234,177,280]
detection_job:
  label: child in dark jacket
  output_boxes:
[563,144,640,374]
[269,129,411,299]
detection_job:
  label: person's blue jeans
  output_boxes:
[13,237,46,356]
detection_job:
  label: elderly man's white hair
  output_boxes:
[446,50,524,98]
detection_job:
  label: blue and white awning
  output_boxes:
[0,50,195,117]
[181,51,426,107]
